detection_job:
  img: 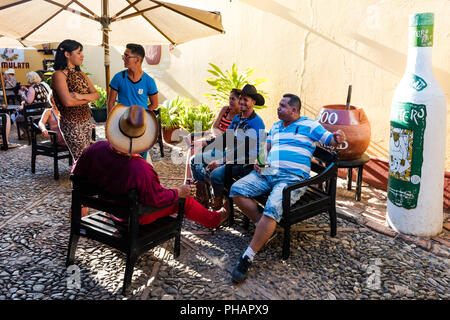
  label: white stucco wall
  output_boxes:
[83,0,449,170]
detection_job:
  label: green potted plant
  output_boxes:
[179,103,215,133]
[205,63,267,109]
[90,85,107,123]
[157,96,186,142]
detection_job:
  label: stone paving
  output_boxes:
[0,125,449,301]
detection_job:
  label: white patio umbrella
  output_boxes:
[0,0,225,84]
[0,34,26,48]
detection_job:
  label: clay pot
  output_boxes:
[144,45,162,65]
[162,126,181,143]
[317,104,371,160]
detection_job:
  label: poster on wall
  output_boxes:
[0,48,29,69]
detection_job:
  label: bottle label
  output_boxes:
[407,73,427,91]
[388,102,427,209]
[409,25,433,47]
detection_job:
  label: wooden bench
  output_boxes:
[66,175,185,295]
[223,146,338,259]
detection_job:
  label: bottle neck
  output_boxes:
[406,47,432,74]
[406,25,433,74]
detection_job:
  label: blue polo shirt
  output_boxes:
[267,117,333,178]
[221,111,266,164]
[109,70,158,109]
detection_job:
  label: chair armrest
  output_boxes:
[283,162,337,195]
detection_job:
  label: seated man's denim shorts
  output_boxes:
[229,166,307,223]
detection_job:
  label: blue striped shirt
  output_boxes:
[266,117,333,178]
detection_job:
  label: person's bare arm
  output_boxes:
[71,72,100,103]
[52,71,91,107]
[210,106,228,137]
[20,86,35,104]
[328,129,346,146]
[147,93,158,111]
[38,109,51,137]
[107,87,118,114]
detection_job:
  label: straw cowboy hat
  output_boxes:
[5,68,15,74]
[240,84,265,106]
[106,104,159,154]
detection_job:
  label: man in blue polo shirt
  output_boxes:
[107,43,159,160]
[229,93,345,284]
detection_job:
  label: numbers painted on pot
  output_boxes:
[319,111,339,125]
[336,141,349,150]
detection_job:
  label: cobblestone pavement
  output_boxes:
[0,125,448,301]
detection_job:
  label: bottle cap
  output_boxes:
[409,12,434,27]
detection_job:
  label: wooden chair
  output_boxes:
[16,102,47,144]
[152,108,164,157]
[66,175,185,295]
[29,115,96,180]
[0,113,7,150]
[224,146,338,259]
[6,82,21,104]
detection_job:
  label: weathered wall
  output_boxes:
[84,0,449,170]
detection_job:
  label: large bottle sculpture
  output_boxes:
[387,12,447,236]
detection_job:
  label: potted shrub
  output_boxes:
[157,96,186,142]
[179,103,215,133]
[90,85,107,123]
[205,62,268,109]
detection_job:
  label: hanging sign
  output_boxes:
[0,48,29,69]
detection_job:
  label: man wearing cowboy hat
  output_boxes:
[190,84,266,211]
[228,93,346,284]
[72,104,228,228]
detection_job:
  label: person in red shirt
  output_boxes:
[72,104,228,228]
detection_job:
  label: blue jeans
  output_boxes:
[190,149,252,197]
[229,167,307,223]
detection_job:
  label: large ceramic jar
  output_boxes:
[317,104,371,160]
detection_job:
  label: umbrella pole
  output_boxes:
[103,30,110,88]
[0,70,8,107]
[102,0,110,88]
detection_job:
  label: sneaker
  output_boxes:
[231,255,252,283]
[7,143,20,149]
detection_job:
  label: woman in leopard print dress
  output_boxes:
[52,39,99,161]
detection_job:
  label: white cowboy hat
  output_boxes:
[105,104,159,154]
[5,68,15,74]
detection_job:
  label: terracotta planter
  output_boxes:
[162,127,181,143]
[317,104,371,160]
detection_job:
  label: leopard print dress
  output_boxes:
[53,68,92,161]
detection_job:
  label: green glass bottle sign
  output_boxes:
[387,12,446,237]
[388,102,426,209]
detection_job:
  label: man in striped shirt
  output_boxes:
[229,93,345,283]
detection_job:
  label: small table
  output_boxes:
[0,104,20,114]
[337,153,370,201]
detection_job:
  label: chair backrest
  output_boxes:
[20,102,48,118]
[311,146,337,173]
[71,174,140,218]
[70,174,181,221]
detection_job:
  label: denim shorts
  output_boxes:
[229,166,307,223]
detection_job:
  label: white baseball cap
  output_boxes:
[5,68,15,74]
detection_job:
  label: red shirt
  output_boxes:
[71,141,178,208]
